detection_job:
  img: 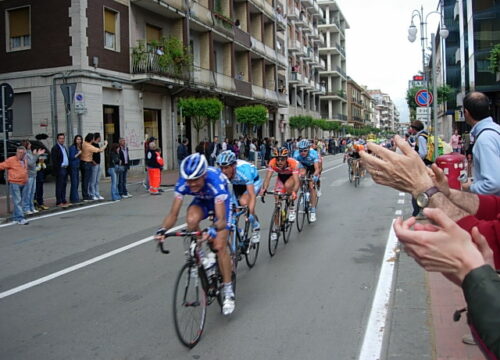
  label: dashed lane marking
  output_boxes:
[397,199,405,204]
[395,210,402,216]
[399,192,405,197]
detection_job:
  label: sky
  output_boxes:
[336,0,442,123]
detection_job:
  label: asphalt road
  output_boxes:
[0,155,404,360]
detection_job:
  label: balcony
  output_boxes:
[276,12,287,30]
[235,78,253,98]
[319,42,345,57]
[131,0,186,16]
[310,1,320,15]
[251,37,266,56]
[318,17,340,31]
[288,38,301,52]
[278,92,288,106]
[192,66,215,87]
[252,84,266,100]
[213,13,235,37]
[288,6,300,20]
[295,13,307,27]
[132,49,188,80]
[277,52,287,67]
[289,71,302,84]
[215,72,236,92]
[298,75,309,87]
[264,43,278,62]
[310,27,319,39]
[190,0,213,27]
[301,0,313,8]
[248,0,275,19]
[234,27,251,48]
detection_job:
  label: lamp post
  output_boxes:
[408,5,449,161]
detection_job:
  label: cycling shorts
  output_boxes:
[304,164,315,175]
[189,197,232,226]
[233,181,262,199]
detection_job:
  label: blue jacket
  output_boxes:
[69,145,80,168]
[470,117,500,196]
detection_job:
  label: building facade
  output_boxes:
[317,0,348,124]
[367,89,398,131]
[0,0,290,171]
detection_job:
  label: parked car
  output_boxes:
[0,139,51,184]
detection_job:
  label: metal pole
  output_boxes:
[1,86,11,215]
[431,33,439,161]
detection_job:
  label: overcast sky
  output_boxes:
[337,0,442,123]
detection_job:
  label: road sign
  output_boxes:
[415,89,433,107]
[416,107,430,115]
[0,83,14,108]
[60,83,77,108]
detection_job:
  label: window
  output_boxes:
[146,24,161,44]
[104,8,119,51]
[7,6,31,51]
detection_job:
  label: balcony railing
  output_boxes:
[192,66,215,86]
[252,84,266,100]
[215,72,236,92]
[276,13,287,29]
[235,78,252,98]
[190,0,213,26]
[277,52,287,67]
[132,51,188,79]
[278,92,288,105]
[234,27,251,48]
[288,6,300,20]
[249,0,275,20]
[335,65,346,77]
[213,12,234,36]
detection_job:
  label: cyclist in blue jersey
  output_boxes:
[292,139,320,222]
[154,153,236,315]
[216,151,262,243]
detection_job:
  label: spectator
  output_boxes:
[51,133,70,208]
[249,139,257,162]
[208,136,221,166]
[450,129,461,153]
[393,207,500,358]
[222,137,228,151]
[460,91,500,196]
[143,136,156,191]
[21,140,44,215]
[265,138,272,165]
[69,135,82,204]
[0,146,29,224]
[108,143,122,201]
[260,139,266,168]
[146,141,164,195]
[177,138,189,167]
[35,154,48,211]
[80,133,107,201]
[118,138,131,198]
[89,133,104,201]
[239,137,246,159]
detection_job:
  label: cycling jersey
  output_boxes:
[231,160,262,198]
[293,148,320,167]
[267,158,300,175]
[175,167,231,221]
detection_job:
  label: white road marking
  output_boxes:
[358,219,399,360]
[399,192,405,197]
[397,199,405,204]
[395,210,402,216]
[0,223,187,300]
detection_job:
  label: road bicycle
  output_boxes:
[230,204,260,268]
[347,157,362,187]
[261,191,293,256]
[296,176,315,232]
[158,228,236,348]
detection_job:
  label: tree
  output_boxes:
[406,86,426,110]
[437,84,453,105]
[235,105,268,136]
[289,115,313,135]
[178,97,223,145]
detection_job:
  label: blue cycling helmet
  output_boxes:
[216,150,237,166]
[180,153,208,180]
[298,139,310,149]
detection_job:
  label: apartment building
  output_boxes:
[442,0,500,134]
[317,0,348,124]
[0,0,288,170]
[285,0,325,139]
[367,90,397,131]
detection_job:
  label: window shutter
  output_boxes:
[104,9,116,34]
[9,7,30,37]
[146,25,161,43]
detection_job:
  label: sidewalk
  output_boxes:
[428,272,484,360]
[0,169,180,222]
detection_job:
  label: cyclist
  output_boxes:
[311,140,323,197]
[292,139,320,222]
[216,150,262,243]
[345,140,365,178]
[259,147,300,230]
[154,153,236,316]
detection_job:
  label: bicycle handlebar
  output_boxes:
[260,191,291,203]
[157,230,205,255]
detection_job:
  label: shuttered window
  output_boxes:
[146,25,161,43]
[104,8,119,51]
[7,6,31,51]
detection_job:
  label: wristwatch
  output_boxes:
[416,186,440,208]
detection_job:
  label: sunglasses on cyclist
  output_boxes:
[299,149,309,153]
[276,156,287,162]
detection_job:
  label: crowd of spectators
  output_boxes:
[360,91,500,358]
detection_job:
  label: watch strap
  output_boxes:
[425,186,440,198]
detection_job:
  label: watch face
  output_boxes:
[416,193,428,208]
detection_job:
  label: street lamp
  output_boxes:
[408,5,448,161]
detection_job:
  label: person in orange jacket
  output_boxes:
[145,142,164,195]
[0,146,29,224]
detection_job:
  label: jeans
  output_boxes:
[260,151,266,167]
[108,167,122,201]
[36,171,45,206]
[22,176,36,212]
[89,164,101,198]
[117,168,128,196]
[10,183,25,222]
[81,162,93,200]
[55,167,68,205]
[69,166,80,203]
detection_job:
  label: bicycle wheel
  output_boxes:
[172,263,207,348]
[268,207,280,256]
[348,160,353,183]
[245,215,260,268]
[282,202,293,243]
[296,193,306,232]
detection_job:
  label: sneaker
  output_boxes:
[251,231,260,244]
[32,209,39,213]
[309,211,317,223]
[25,210,34,215]
[92,196,99,201]
[98,196,104,200]
[41,205,49,210]
[288,209,296,222]
[15,219,29,225]
[270,232,278,241]
[222,294,235,316]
